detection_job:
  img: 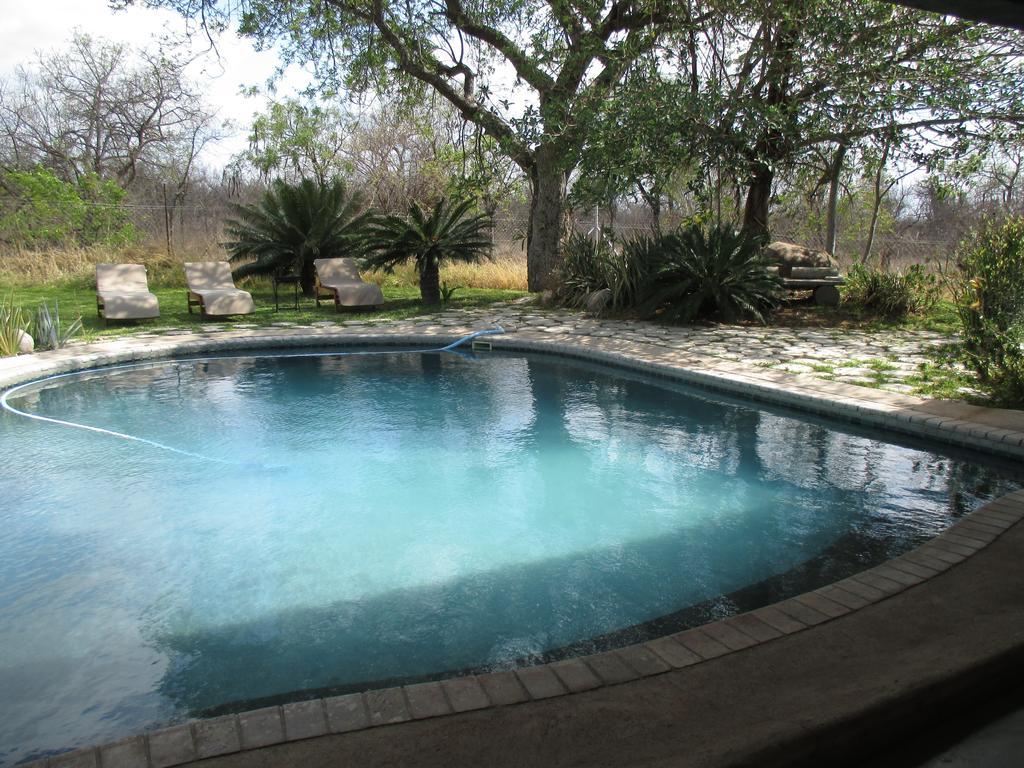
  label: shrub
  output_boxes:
[0,167,135,248]
[842,263,939,318]
[639,224,783,323]
[952,216,1024,405]
[555,231,654,311]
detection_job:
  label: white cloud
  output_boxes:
[0,0,310,170]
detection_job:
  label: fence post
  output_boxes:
[162,184,173,257]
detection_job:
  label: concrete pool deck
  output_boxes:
[2,306,1023,768]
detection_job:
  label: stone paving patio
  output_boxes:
[123,300,962,398]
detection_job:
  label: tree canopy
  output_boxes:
[125,0,709,288]
[582,0,1024,238]
[119,0,1024,272]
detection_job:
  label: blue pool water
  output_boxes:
[0,348,1019,764]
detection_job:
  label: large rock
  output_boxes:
[764,242,839,277]
[16,329,33,354]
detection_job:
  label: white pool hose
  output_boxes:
[0,326,505,464]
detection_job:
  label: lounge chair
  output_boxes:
[184,261,255,317]
[314,258,384,311]
[96,263,160,321]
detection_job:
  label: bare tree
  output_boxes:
[0,32,220,189]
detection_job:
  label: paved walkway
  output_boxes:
[134,301,960,397]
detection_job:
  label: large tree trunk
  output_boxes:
[742,162,773,239]
[862,139,892,265]
[419,257,441,305]
[527,147,567,292]
[825,143,847,257]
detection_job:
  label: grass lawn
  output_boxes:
[2,277,527,342]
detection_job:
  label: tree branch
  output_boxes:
[803,114,1024,148]
[358,0,535,171]
[544,0,584,45]
[442,0,555,92]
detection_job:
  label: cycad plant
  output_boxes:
[223,178,372,296]
[640,224,783,323]
[364,197,492,305]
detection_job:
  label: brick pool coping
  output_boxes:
[2,325,1023,768]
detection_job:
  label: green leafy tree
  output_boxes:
[242,98,353,185]
[223,177,371,295]
[127,0,708,291]
[589,1,1024,240]
[574,57,702,233]
[364,197,492,305]
[691,0,1024,237]
[0,167,134,246]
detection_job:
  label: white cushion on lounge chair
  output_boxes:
[96,263,160,319]
[184,261,255,316]
[314,258,384,307]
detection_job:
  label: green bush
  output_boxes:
[0,167,135,247]
[952,216,1024,405]
[555,231,652,311]
[842,263,939,318]
[639,224,783,323]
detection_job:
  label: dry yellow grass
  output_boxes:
[1,244,529,291]
[364,249,528,292]
[0,244,197,287]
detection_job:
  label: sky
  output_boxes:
[0,0,308,170]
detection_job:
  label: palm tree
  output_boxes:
[223,178,371,296]
[364,197,493,305]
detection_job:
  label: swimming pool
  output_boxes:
[0,346,1019,764]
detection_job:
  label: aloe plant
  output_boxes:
[556,231,653,311]
[440,281,461,303]
[32,300,83,350]
[0,296,29,356]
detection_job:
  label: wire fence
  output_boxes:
[2,197,962,275]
